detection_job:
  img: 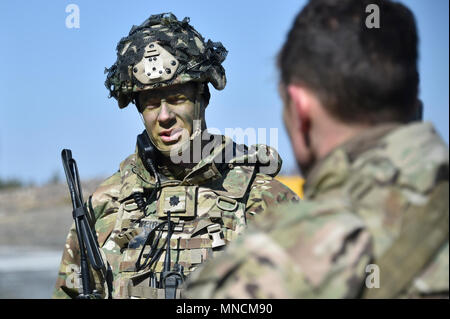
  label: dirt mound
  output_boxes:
[0,179,104,249]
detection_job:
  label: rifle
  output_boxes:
[61,149,106,299]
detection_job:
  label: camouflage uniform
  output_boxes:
[185,122,449,298]
[53,130,298,299]
[52,12,299,299]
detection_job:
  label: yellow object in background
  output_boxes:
[275,176,305,199]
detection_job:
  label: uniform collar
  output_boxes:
[304,123,400,199]
[180,134,231,185]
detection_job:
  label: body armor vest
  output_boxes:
[102,166,255,298]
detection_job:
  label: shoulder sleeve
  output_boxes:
[184,201,373,298]
[245,173,300,220]
[52,172,121,299]
[90,171,122,220]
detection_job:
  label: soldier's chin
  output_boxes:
[158,142,178,155]
[165,138,188,152]
[156,136,183,153]
[161,139,180,146]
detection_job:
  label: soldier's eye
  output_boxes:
[167,95,188,105]
[144,99,161,109]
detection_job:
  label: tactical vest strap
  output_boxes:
[363,182,449,298]
[127,280,182,299]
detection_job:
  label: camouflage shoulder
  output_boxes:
[185,200,373,298]
[252,144,282,177]
[404,241,449,297]
[245,173,300,218]
[90,171,122,220]
[381,121,449,193]
[228,143,282,177]
[118,152,138,176]
[90,151,140,218]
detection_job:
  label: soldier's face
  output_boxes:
[139,83,198,154]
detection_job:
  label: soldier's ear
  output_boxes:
[199,83,210,108]
[287,84,311,134]
[133,93,144,113]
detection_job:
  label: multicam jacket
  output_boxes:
[185,122,449,298]
[52,135,299,299]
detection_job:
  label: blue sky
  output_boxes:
[0,0,448,185]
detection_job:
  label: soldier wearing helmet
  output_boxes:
[52,13,299,299]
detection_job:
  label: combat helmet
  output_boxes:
[105,12,227,109]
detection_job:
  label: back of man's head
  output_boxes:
[278,0,420,124]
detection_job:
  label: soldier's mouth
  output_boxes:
[159,128,183,143]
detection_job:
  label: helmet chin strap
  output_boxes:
[139,82,205,159]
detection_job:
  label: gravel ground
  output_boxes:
[0,180,103,299]
[0,180,102,248]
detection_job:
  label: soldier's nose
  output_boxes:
[157,101,174,124]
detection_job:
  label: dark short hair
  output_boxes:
[278,0,420,124]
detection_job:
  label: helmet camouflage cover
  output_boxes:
[105,12,228,108]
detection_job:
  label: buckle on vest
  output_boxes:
[215,196,238,212]
[207,224,226,248]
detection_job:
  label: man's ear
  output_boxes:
[133,93,143,113]
[287,84,311,134]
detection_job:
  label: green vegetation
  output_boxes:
[47,171,61,185]
[0,177,24,190]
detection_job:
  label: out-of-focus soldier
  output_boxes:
[185,0,449,299]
